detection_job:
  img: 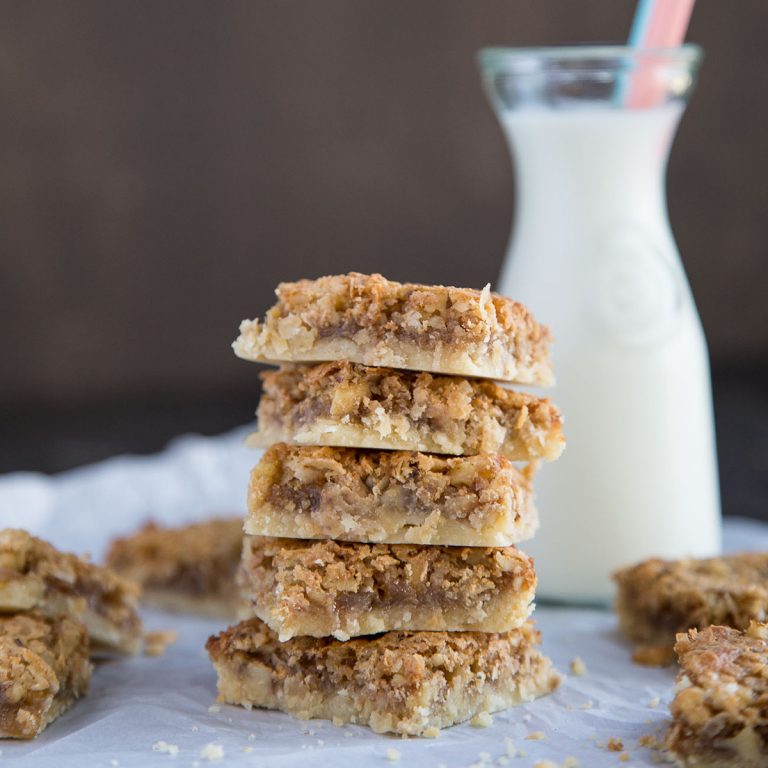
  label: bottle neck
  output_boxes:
[501,105,683,250]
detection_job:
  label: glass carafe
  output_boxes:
[479,46,721,602]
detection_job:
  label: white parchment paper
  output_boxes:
[0,430,766,767]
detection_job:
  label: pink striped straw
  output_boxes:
[625,0,696,107]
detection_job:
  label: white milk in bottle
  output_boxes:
[480,46,721,602]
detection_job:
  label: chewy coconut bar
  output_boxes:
[206,616,560,736]
[250,361,564,460]
[233,272,553,385]
[246,444,538,547]
[106,518,243,619]
[667,622,768,768]
[614,553,768,665]
[0,529,142,655]
[0,612,92,739]
[237,535,536,641]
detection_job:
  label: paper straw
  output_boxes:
[629,0,695,48]
[619,0,696,107]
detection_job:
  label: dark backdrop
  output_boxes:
[2,2,767,516]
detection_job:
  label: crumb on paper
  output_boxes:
[648,696,660,708]
[386,747,401,762]
[144,629,177,657]
[497,758,509,766]
[619,753,630,763]
[639,733,664,750]
[580,700,593,710]
[479,752,492,763]
[526,731,546,741]
[199,743,224,762]
[562,758,580,768]
[504,737,517,757]
[243,746,253,753]
[191,725,199,732]
[207,705,221,714]
[422,726,440,738]
[569,656,587,676]
[606,737,624,752]
[152,741,179,756]
[533,761,558,768]
[317,739,325,746]
[470,711,493,728]
[248,733,256,741]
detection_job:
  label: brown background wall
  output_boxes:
[2,1,767,411]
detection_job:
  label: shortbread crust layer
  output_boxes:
[206,617,560,735]
[106,518,243,619]
[246,444,538,547]
[0,529,142,655]
[233,272,553,385]
[251,361,564,460]
[0,612,92,739]
[667,622,768,768]
[237,535,536,641]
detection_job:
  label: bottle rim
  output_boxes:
[478,44,702,72]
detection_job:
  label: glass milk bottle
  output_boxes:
[479,46,721,602]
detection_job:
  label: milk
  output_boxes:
[497,105,721,602]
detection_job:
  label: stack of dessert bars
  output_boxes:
[206,273,565,736]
